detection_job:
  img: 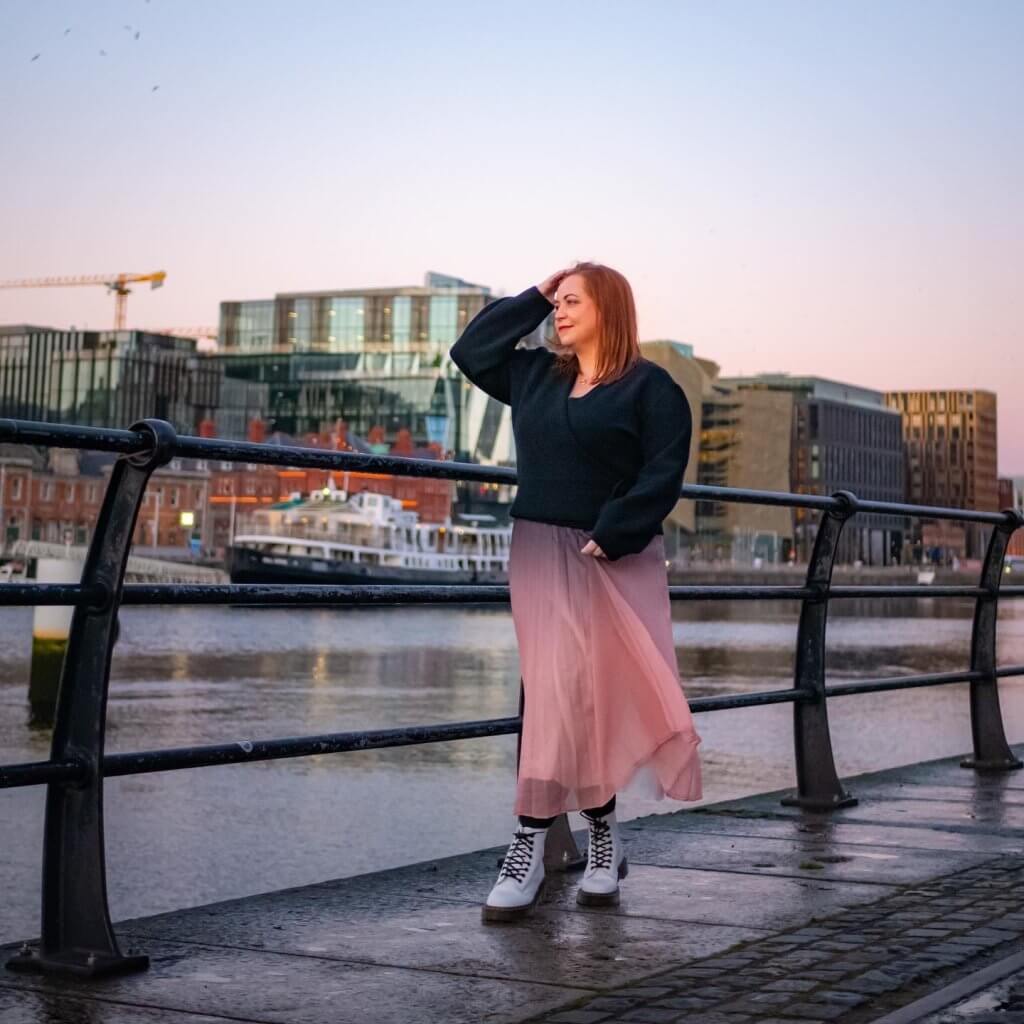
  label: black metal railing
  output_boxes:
[1,416,1022,979]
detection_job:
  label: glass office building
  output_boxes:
[219,271,492,371]
[216,272,530,459]
[0,325,226,434]
[205,351,463,450]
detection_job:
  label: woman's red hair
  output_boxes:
[550,262,641,384]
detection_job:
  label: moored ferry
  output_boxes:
[228,488,511,585]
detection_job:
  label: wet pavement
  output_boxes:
[4,749,1024,1023]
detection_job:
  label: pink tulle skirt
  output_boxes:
[508,517,703,819]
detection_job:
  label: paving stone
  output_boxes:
[763,979,821,993]
[754,1020,828,1024]
[582,997,647,1012]
[842,970,904,994]
[651,995,721,1010]
[811,989,869,1007]
[799,968,857,981]
[948,932,1010,947]
[619,1009,682,1023]
[778,1004,848,1020]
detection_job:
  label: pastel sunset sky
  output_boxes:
[3,1,1022,472]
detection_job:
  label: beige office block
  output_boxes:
[640,342,709,535]
[725,390,794,542]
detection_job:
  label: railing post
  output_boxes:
[514,680,584,872]
[961,509,1024,772]
[6,419,177,978]
[781,491,859,811]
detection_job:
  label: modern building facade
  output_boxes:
[219,271,492,364]
[700,382,797,563]
[0,324,247,436]
[217,272,539,482]
[640,341,721,555]
[720,375,906,565]
[638,343,798,564]
[885,390,999,560]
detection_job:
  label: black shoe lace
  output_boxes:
[499,831,536,883]
[586,816,613,871]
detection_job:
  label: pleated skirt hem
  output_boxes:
[514,729,702,819]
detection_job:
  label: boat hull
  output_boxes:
[227,545,508,586]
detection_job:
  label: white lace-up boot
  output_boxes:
[577,808,628,906]
[481,825,548,923]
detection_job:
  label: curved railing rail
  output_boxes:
[1,417,1022,979]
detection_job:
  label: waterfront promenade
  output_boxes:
[5,747,1024,1023]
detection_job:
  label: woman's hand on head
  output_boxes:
[537,269,574,303]
[580,539,607,559]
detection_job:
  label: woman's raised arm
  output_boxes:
[448,270,570,405]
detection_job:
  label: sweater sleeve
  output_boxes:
[589,373,692,562]
[448,286,554,405]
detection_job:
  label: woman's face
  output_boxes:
[553,274,599,350]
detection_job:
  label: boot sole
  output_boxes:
[576,856,628,907]
[481,878,546,924]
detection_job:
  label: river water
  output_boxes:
[1,598,1023,943]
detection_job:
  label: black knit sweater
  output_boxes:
[449,286,692,561]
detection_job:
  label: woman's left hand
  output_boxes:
[580,539,607,558]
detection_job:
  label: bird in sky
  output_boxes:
[31,53,40,61]
[135,31,141,40]
[99,49,107,56]
[152,85,160,92]
[63,28,71,36]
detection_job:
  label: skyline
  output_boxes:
[3,0,1021,472]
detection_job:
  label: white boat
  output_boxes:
[228,488,511,585]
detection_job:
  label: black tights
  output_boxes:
[519,794,616,830]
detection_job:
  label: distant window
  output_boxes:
[10,477,22,501]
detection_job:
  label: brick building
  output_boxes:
[1,418,456,562]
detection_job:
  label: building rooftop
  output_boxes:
[226,271,492,305]
[719,373,898,413]
[641,338,695,359]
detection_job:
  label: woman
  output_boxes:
[448,263,702,923]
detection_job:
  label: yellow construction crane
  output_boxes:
[0,271,167,330]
